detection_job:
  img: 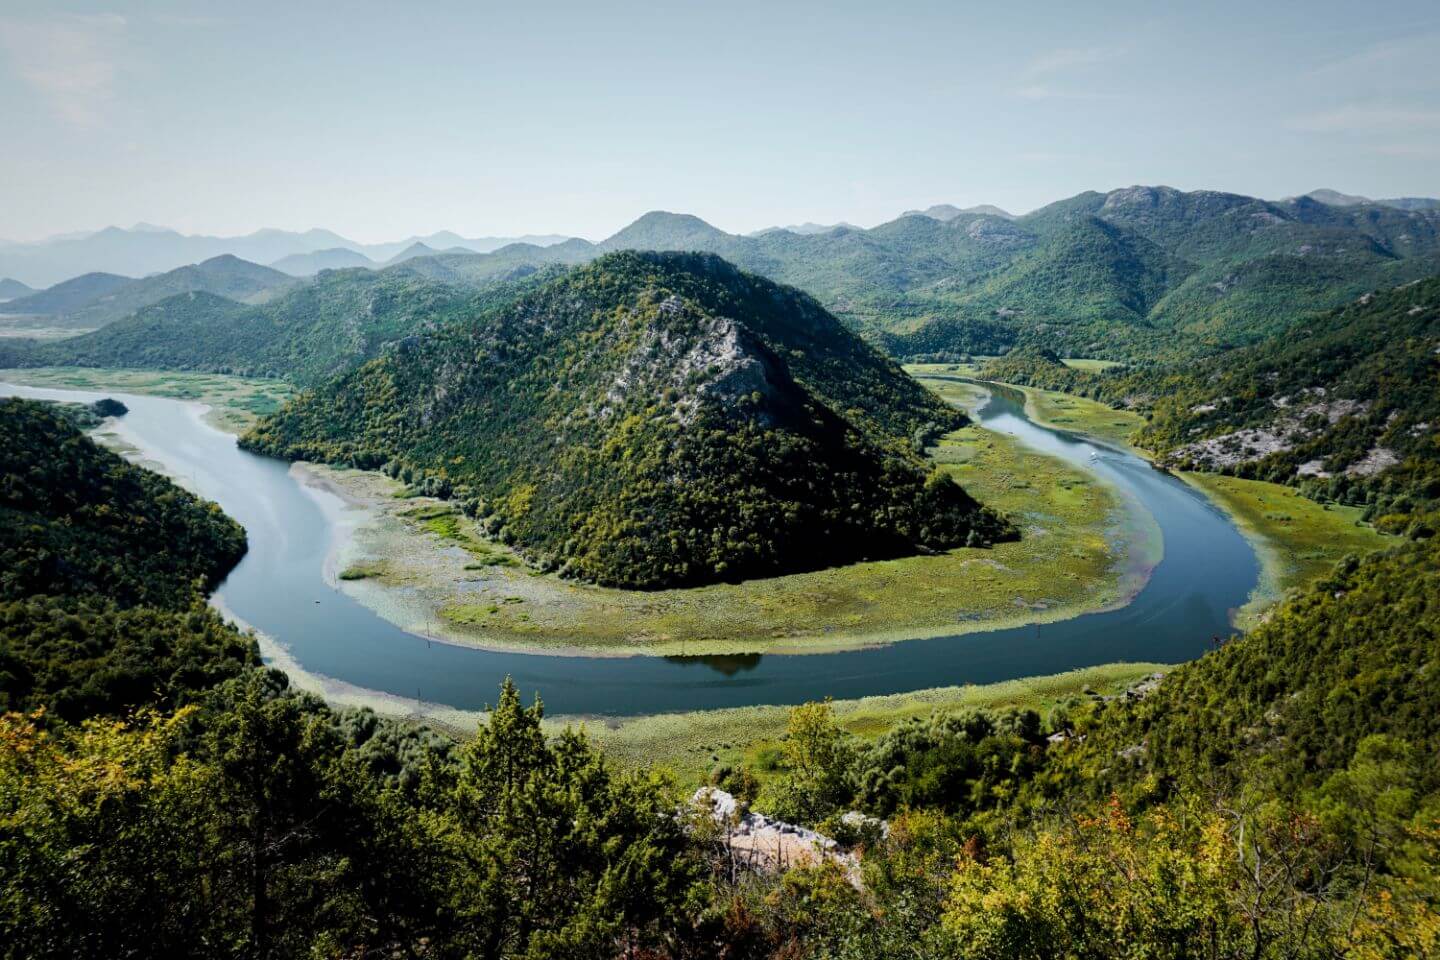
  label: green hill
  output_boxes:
[1140,277,1440,524]
[875,186,1440,359]
[0,398,256,719]
[243,251,1014,588]
[0,257,293,331]
[0,397,246,609]
[2,271,132,317]
[58,255,295,329]
[1064,534,1440,805]
[980,276,1440,530]
[15,268,490,385]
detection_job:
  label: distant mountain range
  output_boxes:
[2,256,295,330]
[9,185,1440,364]
[0,225,572,287]
[1296,189,1440,212]
[269,247,375,276]
[902,203,1016,221]
[748,222,859,237]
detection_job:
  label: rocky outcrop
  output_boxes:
[691,788,866,884]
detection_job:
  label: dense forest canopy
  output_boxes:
[0,398,255,720]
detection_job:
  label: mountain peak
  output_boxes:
[599,211,729,252]
[903,204,1015,222]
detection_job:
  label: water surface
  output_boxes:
[2,382,1257,715]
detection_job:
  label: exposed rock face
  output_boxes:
[1347,446,1399,477]
[1168,393,1370,472]
[691,788,863,884]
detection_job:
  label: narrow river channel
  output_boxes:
[3,380,1258,716]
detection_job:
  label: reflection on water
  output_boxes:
[0,380,1259,717]
[663,653,764,676]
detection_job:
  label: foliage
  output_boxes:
[19,267,487,386]
[0,398,245,608]
[0,673,705,960]
[243,251,1014,588]
[0,597,257,722]
[983,276,1440,527]
[1055,535,1440,808]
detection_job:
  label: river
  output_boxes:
[2,381,1257,716]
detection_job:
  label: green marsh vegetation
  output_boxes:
[908,362,1148,448]
[0,366,292,432]
[310,410,1136,657]
[1180,472,1390,626]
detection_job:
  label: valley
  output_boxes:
[9,1,1440,950]
[0,368,1217,720]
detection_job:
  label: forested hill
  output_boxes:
[1140,277,1440,522]
[979,277,1440,531]
[0,398,256,718]
[243,251,1015,588]
[6,268,504,386]
[0,398,245,607]
[1059,535,1440,807]
[1,255,294,331]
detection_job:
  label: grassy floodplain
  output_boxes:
[907,361,1147,449]
[1179,472,1391,627]
[567,662,1164,785]
[310,403,1147,658]
[0,366,291,432]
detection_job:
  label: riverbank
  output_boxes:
[573,662,1166,785]
[1177,472,1390,628]
[0,367,291,433]
[299,404,1151,658]
[202,607,1166,787]
[904,363,1392,629]
[907,362,1148,450]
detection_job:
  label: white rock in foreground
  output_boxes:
[691,787,863,883]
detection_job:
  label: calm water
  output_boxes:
[2,381,1257,716]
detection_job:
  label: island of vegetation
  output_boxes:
[242,252,1015,589]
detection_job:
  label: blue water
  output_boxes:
[2,381,1257,716]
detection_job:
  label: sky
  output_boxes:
[2,0,1438,243]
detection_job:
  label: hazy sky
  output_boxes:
[3,0,1438,243]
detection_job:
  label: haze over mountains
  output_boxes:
[9,185,1440,371]
[1295,189,1440,212]
[0,279,34,302]
[0,225,571,288]
[12,185,1434,292]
